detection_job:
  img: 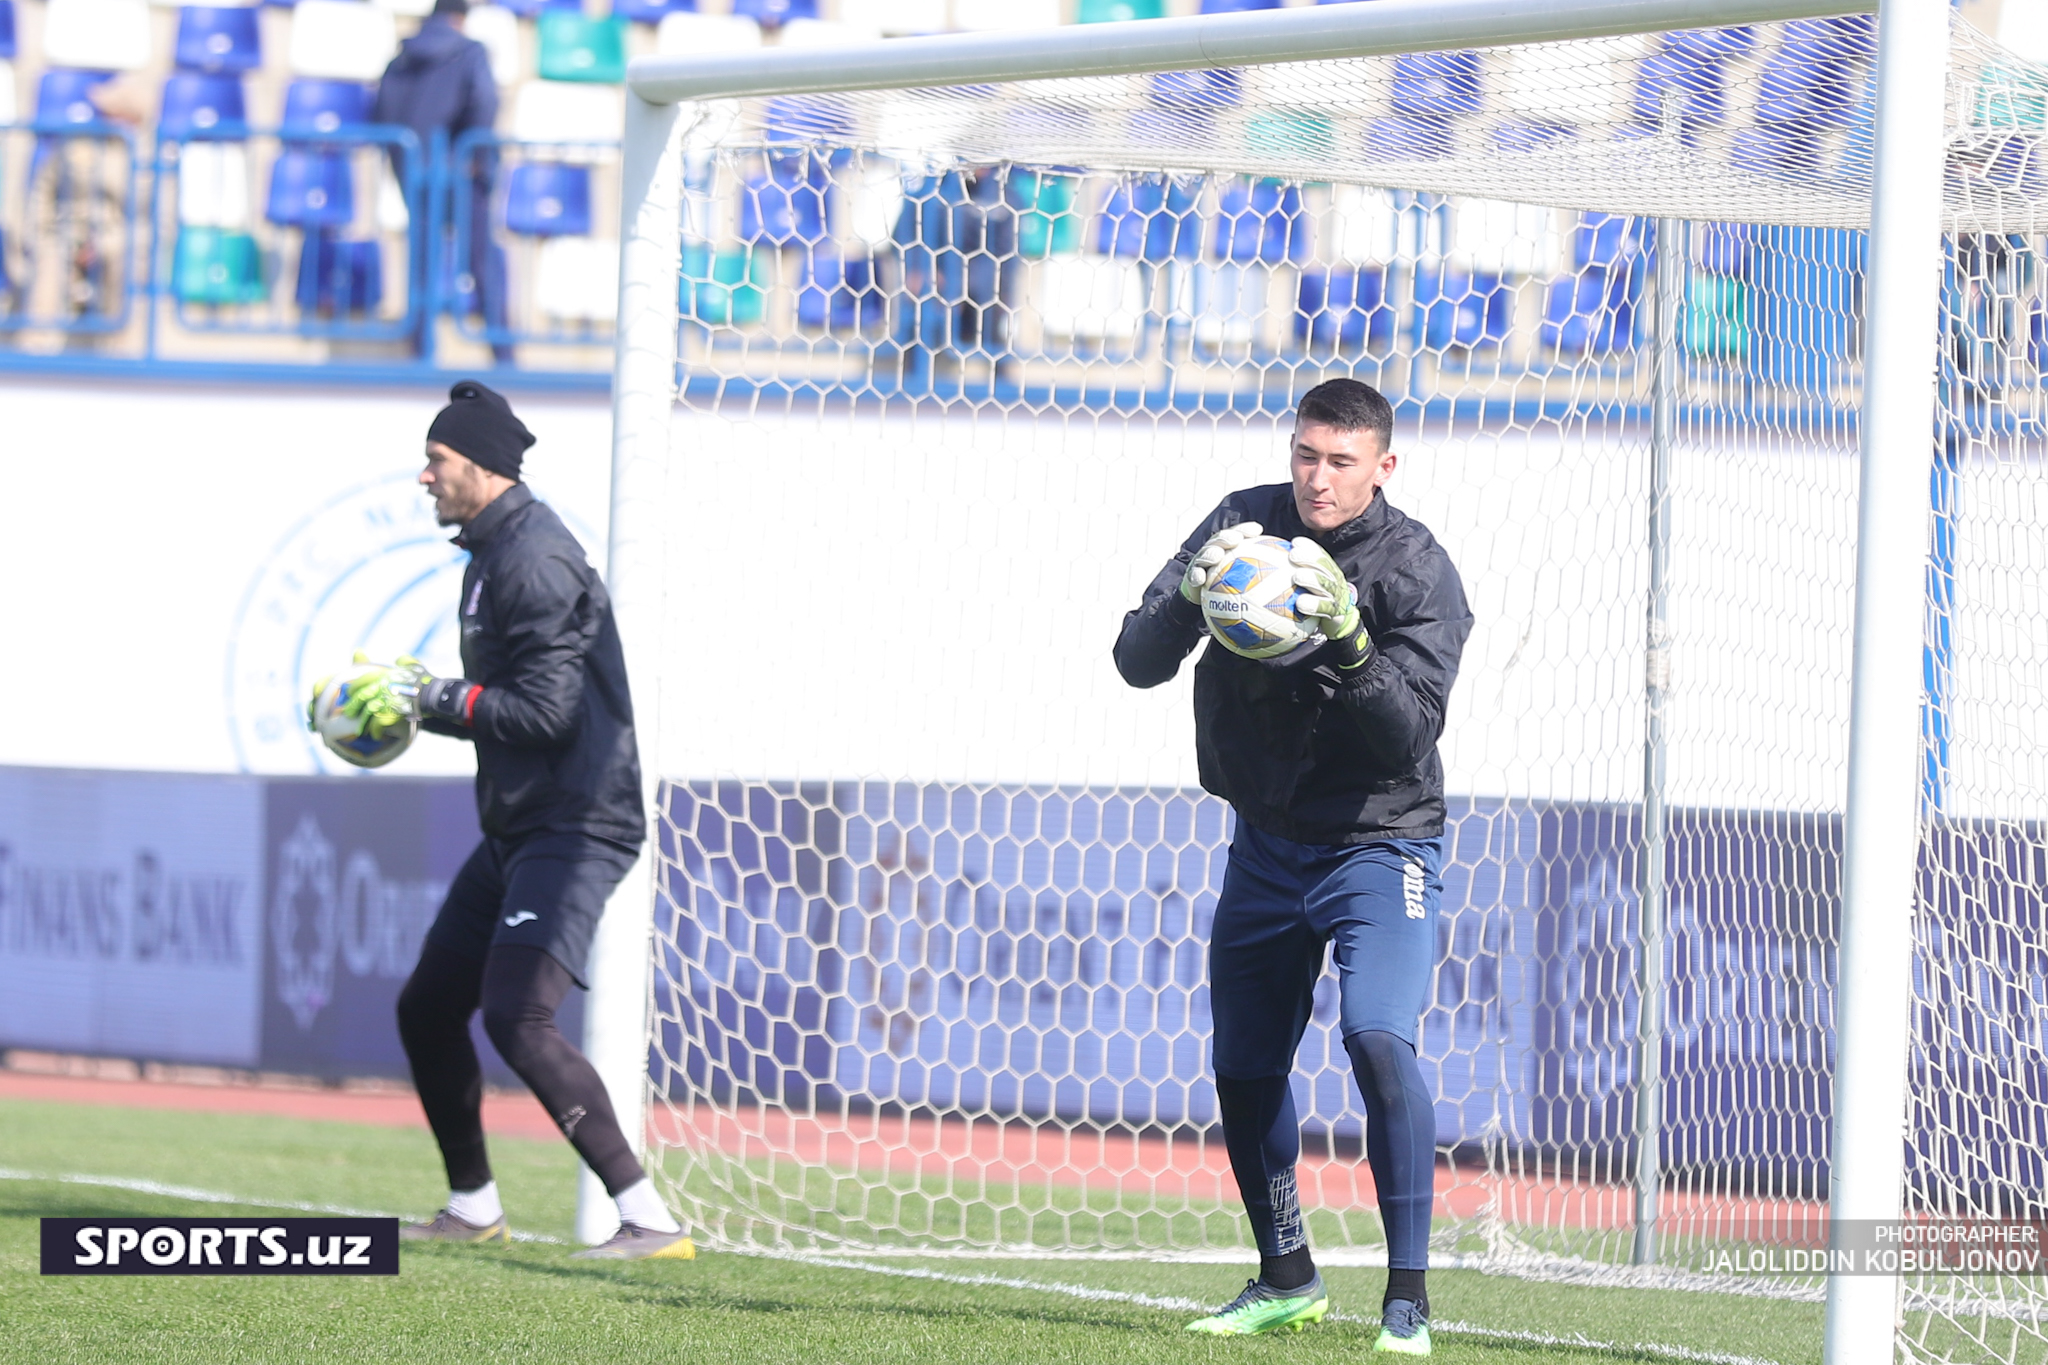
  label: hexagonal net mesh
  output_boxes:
[634,14,2048,1358]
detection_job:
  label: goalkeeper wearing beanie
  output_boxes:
[318,381,689,1260]
[1113,378,1471,1355]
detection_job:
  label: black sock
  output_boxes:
[1384,1267,1429,1317]
[1261,1246,1317,1291]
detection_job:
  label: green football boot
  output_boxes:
[1184,1273,1328,1335]
[1374,1298,1432,1355]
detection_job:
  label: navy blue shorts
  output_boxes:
[424,833,639,987]
[1208,821,1443,1079]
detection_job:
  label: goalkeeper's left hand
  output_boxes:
[336,654,482,735]
[1290,539,1374,672]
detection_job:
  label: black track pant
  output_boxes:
[396,941,644,1196]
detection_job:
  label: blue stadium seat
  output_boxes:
[281,80,372,137]
[295,233,382,314]
[1295,266,1392,353]
[1730,123,1822,178]
[493,0,584,14]
[35,69,116,129]
[1542,265,1640,355]
[730,0,817,26]
[1152,68,1239,108]
[504,163,593,237]
[1363,115,1453,161]
[1414,266,1510,349]
[266,150,355,228]
[1699,222,1749,276]
[1573,212,1642,270]
[1755,17,1876,129]
[1092,177,1200,262]
[1197,0,1276,11]
[159,73,247,140]
[0,0,16,60]
[1211,179,1305,264]
[763,96,857,145]
[1632,27,1754,129]
[614,0,695,22]
[741,152,830,246]
[175,6,263,75]
[796,251,885,331]
[1392,51,1481,118]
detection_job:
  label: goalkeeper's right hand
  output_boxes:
[1180,522,1264,605]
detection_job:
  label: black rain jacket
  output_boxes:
[370,17,497,179]
[1113,483,1472,845]
[424,484,646,848]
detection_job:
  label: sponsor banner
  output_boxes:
[42,1218,398,1275]
[257,779,578,1084]
[0,768,264,1066]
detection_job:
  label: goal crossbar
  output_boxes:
[624,0,1868,106]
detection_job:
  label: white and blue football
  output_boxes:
[311,664,417,769]
[1199,534,1319,661]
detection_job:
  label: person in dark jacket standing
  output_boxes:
[371,0,512,363]
[329,382,688,1259]
[1114,379,1471,1356]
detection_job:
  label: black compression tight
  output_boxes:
[396,942,645,1196]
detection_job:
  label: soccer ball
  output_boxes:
[310,663,417,769]
[1199,535,1319,661]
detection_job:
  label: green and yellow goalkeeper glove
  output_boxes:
[1181,522,1264,606]
[332,654,483,735]
[1289,538,1374,671]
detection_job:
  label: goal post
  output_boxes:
[591,2,2048,1361]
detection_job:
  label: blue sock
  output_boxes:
[1345,1030,1435,1313]
[1215,1072,1314,1288]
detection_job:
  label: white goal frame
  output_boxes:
[591,4,1951,1363]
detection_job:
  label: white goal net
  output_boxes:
[628,12,2048,1361]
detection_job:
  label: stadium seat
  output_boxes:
[1322,182,1395,263]
[1632,26,1754,130]
[654,11,761,54]
[295,232,382,313]
[533,235,619,325]
[0,63,14,124]
[1211,179,1305,265]
[1363,115,1454,160]
[1391,51,1481,118]
[0,1,16,60]
[536,12,626,83]
[740,151,830,246]
[172,225,265,304]
[464,5,522,86]
[266,149,356,227]
[174,6,263,74]
[612,0,691,23]
[952,0,1058,30]
[43,0,153,71]
[1698,222,1749,276]
[281,79,371,136]
[1190,261,1268,350]
[795,250,885,331]
[1754,16,1875,130]
[780,18,880,46]
[840,156,905,249]
[1448,197,1557,275]
[1295,266,1392,353]
[512,82,623,157]
[1091,176,1199,262]
[1037,257,1146,343]
[1572,211,1641,270]
[1686,274,1749,358]
[837,0,943,35]
[681,242,766,325]
[35,69,117,128]
[1499,37,1643,131]
[729,0,816,27]
[1541,264,1639,354]
[1413,266,1509,349]
[370,0,434,18]
[503,162,593,236]
[159,72,247,139]
[1153,68,1240,109]
[1245,111,1333,159]
[1076,0,1163,21]
[1200,0,1277,9]
[177,140,251,226]
[287,0,398,81]
[1751,224,1862,390]
[1008,170,1078,259]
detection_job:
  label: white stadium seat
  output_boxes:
[1037,257,1146,344]
[371,0,434,18]
[465,5,525,88]
[1448,198,1562,276]
[838,0,946,37]
[1325,183,1399,266]
[0,63,15,125]
[953,0,1059,31]
[288,0,399,82]
[513,81,623,147]
[43,0,155,72]
[1495,38,1645,130]
[779,19,882,47]
[655,12,763,56]
[534,236,620,325]
[178,142,252,230]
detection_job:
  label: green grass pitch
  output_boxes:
[2,1094,1823,1364]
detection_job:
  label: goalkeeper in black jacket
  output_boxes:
[327,381,689,1260]
[1115,379,1472,1355]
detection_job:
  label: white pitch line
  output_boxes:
[0,1169,563,1244]
[744,1246,1791,1365]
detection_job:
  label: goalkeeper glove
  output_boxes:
[1180,522,1264,606]
[337,654,481,734]
[1290,538,1374,672]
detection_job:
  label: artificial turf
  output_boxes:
[2,1095,1826,1364]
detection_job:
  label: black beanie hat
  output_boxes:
[432,0,468,16]
[428,380,533,479]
